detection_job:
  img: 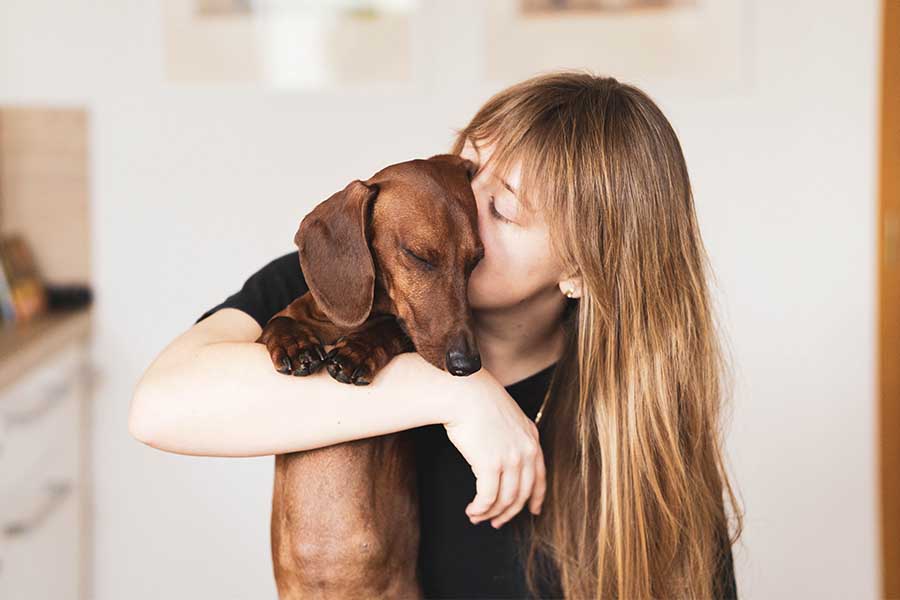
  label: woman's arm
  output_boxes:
[128,307,461,457]
[130,306,548,520]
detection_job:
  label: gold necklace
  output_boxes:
[535,395,549,425]
[534,360,559,425]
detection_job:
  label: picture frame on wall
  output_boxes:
[486,0,750,94]
[161,0,420,90]
[521,0,695,13]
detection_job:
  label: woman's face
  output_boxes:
[460,137,567,311]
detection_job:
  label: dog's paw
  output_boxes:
[257,316,327,376]
[324,337,378,385]
[281,344,328,376]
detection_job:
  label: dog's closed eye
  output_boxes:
[402,246,435,270]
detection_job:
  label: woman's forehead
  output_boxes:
[463,137,522,195]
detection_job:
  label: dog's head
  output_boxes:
[295,153,484,376]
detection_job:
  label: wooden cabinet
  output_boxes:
[0,318,93,600]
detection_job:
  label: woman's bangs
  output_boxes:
[485,130,549,217]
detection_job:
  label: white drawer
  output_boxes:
[0,438,82,600]
[0,345,85,494]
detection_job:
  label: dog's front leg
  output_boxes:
[256,292,345,376]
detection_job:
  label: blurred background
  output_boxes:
[0,0,894,598]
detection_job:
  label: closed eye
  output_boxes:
[402,246,435,270]
[489,195,514,224]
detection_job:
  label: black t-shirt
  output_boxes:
[194,252,737,599]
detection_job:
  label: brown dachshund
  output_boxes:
[256,153,484,599]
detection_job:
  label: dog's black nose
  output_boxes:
[447,350,481,375]
[446,333,481,376]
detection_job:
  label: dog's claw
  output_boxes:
[289,346,325,376]
[259,317,327,376]
[324,351,372,385]
[351,366,371,385]
[326,358,349,384]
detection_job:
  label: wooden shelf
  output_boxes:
[0,307,93,391]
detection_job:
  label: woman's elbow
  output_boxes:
[128,375,173,448]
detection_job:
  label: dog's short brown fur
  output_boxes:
[256,154,484,598]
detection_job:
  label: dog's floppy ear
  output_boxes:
[460,157,479,182]
[428,153,479,182]
[295,179,379,329]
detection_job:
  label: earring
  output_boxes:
[563,286,575,298]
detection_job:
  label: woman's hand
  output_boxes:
[441,367,547,528]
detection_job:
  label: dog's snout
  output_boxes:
[445,332,481,376]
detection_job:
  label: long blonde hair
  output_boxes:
[449,71,744,599]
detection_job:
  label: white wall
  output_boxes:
[0,1,881,598]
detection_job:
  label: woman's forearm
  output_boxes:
[129,343,459,457]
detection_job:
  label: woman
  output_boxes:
[130,70,742,598]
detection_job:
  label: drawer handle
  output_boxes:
[4,379,71,428]
[3,480,73,538]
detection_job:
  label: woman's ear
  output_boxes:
[295,179,379,328]
[558,274,583,299]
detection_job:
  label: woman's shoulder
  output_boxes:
[257,250,308,290]
[194,250,308,329]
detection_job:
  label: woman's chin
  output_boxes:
[467,269,512,309]
[467,285,506,311]
[466,286,487,310]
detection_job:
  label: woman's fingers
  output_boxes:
[472,469,518,523]
[466,463,500,517]
[528,447,547,515]
[491,453,536,528]
[472,456,522,525]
